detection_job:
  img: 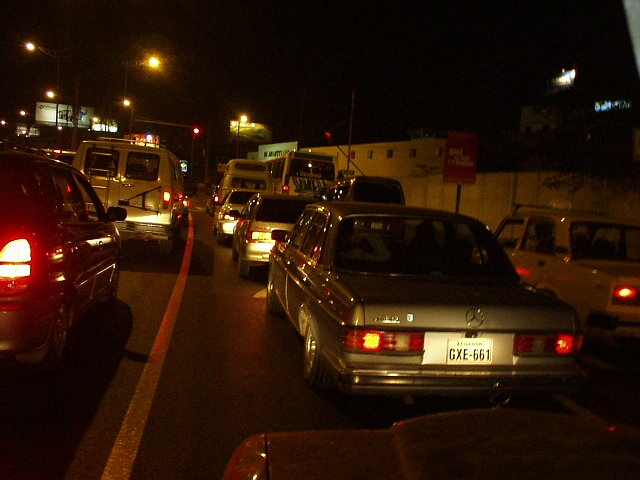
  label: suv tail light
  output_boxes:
[513,333,582,355]
[162,190,171,209]
[0,239,32,295]
[343,328,424,353]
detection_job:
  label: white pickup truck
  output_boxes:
[495,206,640,344]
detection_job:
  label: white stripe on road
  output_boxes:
[100,215,194,480]
[254,288,267,298]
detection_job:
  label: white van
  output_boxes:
[216,159,269,202]
[73,138,186,253]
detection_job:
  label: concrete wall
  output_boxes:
[302,139,637,231]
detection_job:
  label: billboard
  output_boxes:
[229,120,272,143]
[35,102,94,129]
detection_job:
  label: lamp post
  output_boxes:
[122,55,161,135]
[233,115,248,157]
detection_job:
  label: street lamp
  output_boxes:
[233,115,248,157]
[123,55,161,102]
[122,98,134,137]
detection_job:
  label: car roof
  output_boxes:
[307,200,487,224]
[254,193,317,202]
[329,176,401,186]
[509,206,640,225]
[0,149,74,170]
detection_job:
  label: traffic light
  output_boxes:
[324,131,332,143]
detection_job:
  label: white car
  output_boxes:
[495,206,640,344]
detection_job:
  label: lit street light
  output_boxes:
[232,115,248,157]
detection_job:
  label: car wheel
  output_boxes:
[216,230,226,244]
[303,324,332,388]
[159,238,173,254]
[231,244,238,260]
[266,266,285,315]
[238,256,251,277]
[101,264,120,307]
[40,302,71,370]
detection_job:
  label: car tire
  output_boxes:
[231,244,238,260]
[159,238,173,254]
[238,256,251,277]
[216,230,226,245]
[40,302,71,370]
[303,324,332,389]
[101,264,120,307]
[266,266,285,315]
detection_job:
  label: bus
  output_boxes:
[216,159,269,202]
[265,151,335,195]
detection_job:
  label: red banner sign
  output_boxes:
[444,131,478,184]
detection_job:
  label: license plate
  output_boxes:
[447,338,493,364]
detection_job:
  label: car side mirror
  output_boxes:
[106,206,127,222]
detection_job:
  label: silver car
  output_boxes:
[212,189,258,244]
[267,202,585,397]
[232,193,315,277]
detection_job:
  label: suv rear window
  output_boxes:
[256,199,313,223]
[352,181,404,204]
[84,148,119,177]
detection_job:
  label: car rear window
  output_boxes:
[256,199,313,223]
[0,163,57,220]
[334,215,516,277]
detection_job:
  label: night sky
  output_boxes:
[1,1,637,146]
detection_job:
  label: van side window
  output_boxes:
[126,152,160,181]
[84,148,119,178]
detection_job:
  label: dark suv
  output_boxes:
[0,149,127,368]
[318,176,405,204]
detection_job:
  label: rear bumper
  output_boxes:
[333,365,586,397]
[116,220,174,242]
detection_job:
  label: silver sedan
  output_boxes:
[267,202,585,398]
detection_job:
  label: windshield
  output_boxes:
[334,215,516,277]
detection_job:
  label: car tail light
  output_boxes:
[515,266,530,277]
[613,285,638,300]
[343,328,424,353]
[513,333,582,355]
[0,238,32,295]
[223,212,237,221]
[162,190,171,209]
[281,184,290,194]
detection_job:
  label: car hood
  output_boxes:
[331,273,576,330]
[222,408,640,480]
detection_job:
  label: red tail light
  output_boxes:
[343,328,424,353]
[0,239,32,295]
[513,333,582,355]
[281,184,290,194]
[162,190,171,209]
[613,285,637,300]
[515,266,530,277]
